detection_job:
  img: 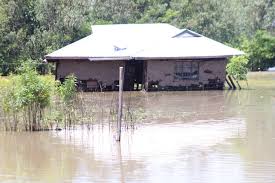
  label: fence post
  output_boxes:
[116,67,124,141]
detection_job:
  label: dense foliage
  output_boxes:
[57,75,77,104]
[0,66,143,131]
[227,56,249,81]
[0,0,274,73]
[1,63,54,130]
[0,64,79,131]
[57,75,77,128]
[241,31,275,71]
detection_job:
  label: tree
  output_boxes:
[91,0,137,24]
[241,31,275,71]
[0,0,275,74]
[0,0,92,74]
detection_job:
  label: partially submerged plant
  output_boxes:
[57,75,77,104]
[1,62,54,131]
[57,75,77,129]
[0,70,142,131]
[227,55,249,81]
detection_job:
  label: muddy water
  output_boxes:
[0,89,275,183]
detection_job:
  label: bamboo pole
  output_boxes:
[116,67,124,141]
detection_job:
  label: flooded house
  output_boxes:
[45,24,243,91]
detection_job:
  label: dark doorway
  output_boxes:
[124,60,144,91]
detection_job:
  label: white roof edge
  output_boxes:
[134,55,243,60]
[45,56,133,61]
[46,53,244,62]
[88,57,133,61]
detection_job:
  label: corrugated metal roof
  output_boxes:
[45,23,244,60]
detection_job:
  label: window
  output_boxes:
[174,61,199,80]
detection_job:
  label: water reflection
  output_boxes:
[0,89,275,183]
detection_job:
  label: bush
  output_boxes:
[57,75,77,129]
[57,75,77,104]
[1,62,54,131]
[226,56,249,80]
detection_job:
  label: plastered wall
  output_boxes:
[57,60,125,86]
[146,59,227,87]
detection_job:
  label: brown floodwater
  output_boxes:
[0,87,275,182]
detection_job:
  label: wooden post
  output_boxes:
[232,75,242,90]
[116,67,124,141]
[228,75,236,90]
[225,76,232,89]
[143,61,148,91]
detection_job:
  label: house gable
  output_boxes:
[173,29,202,38]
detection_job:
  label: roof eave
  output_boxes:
[45,53,244,62]
[45,56,133,62]
[134,54,243,60]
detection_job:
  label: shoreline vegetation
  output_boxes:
[0,64,144,132]
[0,64,274,132]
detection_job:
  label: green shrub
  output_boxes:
[57,75,77,104]
[1,62,54,131]
[57,75,77,128]
[227,56,249,80]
